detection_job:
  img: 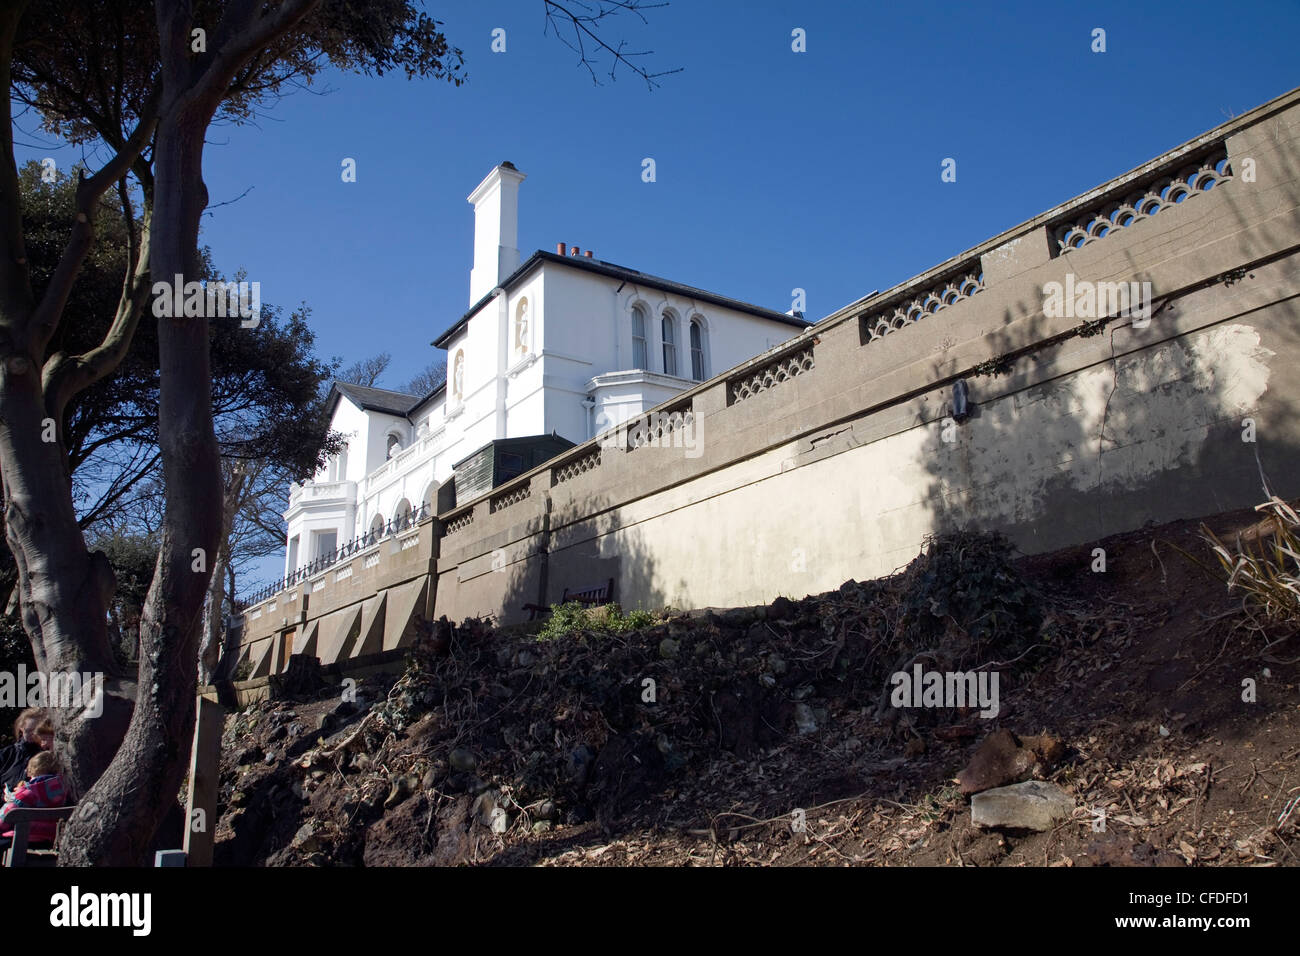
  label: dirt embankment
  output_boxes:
[214,506,1300,867]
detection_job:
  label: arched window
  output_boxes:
[661,311,677,376]
[386,433,401,459]
[689,318,706,381]
[631,305,648,369]
[368,514,384,543]
[394,498,412,530]
[514,297,529,356]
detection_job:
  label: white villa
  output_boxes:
[280,162,809,582]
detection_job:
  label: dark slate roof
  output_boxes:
[328,381,423,418]
[432,250,810,349]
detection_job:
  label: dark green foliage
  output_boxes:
[537,602,656,641]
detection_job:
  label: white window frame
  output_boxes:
[661,310,678,377]
[631,305,648,369]
[689,317,707,381]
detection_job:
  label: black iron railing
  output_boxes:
[236,503,430,610]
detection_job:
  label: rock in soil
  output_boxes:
[971,780,1074,832]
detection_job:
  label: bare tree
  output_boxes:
[401,360,447,397]
[337,351,392,388]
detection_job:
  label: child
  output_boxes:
[0,751,67,849]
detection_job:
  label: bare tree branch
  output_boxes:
[542,0,680,89]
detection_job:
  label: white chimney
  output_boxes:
[468,162,526,305]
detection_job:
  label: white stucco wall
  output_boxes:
[281,262,803,579]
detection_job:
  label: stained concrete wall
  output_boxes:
[244,86,1300,659]
[242,518,438,676]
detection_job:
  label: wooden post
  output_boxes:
[183,696,224,866]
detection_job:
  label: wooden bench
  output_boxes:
[2,806,74,867]
[523,578,615,621]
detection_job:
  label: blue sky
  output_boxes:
[11,1,1300,588]
[17,1,1300,390]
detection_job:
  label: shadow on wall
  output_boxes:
[472,489,678,625]
[914,150,1300,555]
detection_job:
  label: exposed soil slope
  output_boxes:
[214,506,1300,867]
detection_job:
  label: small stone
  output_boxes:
[793,702,817,735]
[718,607,755,627]
[1158,725,1170,737]
[490,806,509,834]
[471,789,498,824]
[532,820,552,834]
[290,823,318,852]
[263,751,276,764]
[972,781,1074,832]
[658,638,679,659]
[449,747,477,773]
[383,775,412,810]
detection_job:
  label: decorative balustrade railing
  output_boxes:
[859,264,985,345]
[290,479,354,507]
[551,447,602,485]
[1052,144,1232,255]
[727,344,816,404]
[489,483,532,513]
[626,397,695,451]
[236,502,431,610]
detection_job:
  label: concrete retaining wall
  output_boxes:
[244,86,1300,661]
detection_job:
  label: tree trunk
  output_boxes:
[0,364,135,799]
[200,467,243,684]
[58,93,223,865]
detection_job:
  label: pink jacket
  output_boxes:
[0,774,67,844]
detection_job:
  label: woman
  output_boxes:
[0,709,44,791]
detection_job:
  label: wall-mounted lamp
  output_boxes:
[952,379,971,423]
